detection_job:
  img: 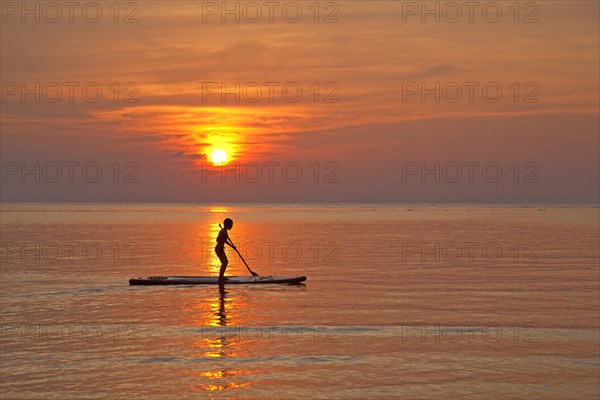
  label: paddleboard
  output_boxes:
[129,275,307,285]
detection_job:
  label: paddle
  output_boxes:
[219,223,259,277]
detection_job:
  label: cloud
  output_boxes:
[1,1,597,201]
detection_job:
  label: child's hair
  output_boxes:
[224,218,233,227]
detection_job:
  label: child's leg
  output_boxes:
[218,252,228,280]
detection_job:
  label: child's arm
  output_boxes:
[225,237,236,249]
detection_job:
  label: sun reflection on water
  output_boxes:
[201,222,222,275]
[209,207,230,213]
[189,284,251,395]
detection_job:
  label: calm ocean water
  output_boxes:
[1,203,598,399]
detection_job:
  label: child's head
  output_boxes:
[223,218,233,230]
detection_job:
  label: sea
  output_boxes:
[0,203,598,399]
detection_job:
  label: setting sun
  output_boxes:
[210,149,228,165]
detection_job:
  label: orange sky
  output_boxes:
[1,1,598,202]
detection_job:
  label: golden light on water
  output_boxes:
[208,223,222,274]
[202,381,251,392]
[183,217,258,395]
[209,207,230,213]
[188,286,252,394]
